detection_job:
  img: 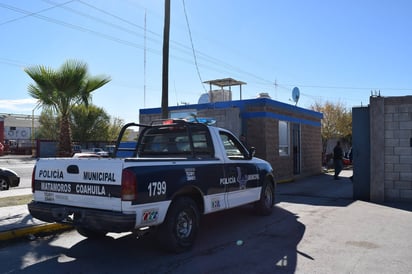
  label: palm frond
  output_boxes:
[25,59,111,156]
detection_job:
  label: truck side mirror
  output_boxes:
[248,147,256,158]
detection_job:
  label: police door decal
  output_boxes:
[225,163,260,208]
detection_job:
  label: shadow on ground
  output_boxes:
[15,206,305,273]
[277,172,354,207]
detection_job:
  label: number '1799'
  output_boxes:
[148,181,166,197]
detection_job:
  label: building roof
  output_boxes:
[140,97,324,126]
[203,78,246,88]
[0,113,40,128]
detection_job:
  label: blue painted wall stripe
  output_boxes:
[140,98,323,126]
[241,112,321,127]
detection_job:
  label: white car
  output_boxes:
[91,148,109,157]
[72,152,101,158]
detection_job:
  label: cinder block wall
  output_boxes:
[198,108,241,137]
[139,109,241,137]
[139,113,160,125]
[380,96,412,202]
[244,103,322,181]
[139,99,323,182]
[301,124,323,175]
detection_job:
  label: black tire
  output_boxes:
[254,179,275,216]
[157,197,200,253]
[0,177,9,191]
[76,227,107,239]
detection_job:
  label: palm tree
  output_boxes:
[25,60,111,156]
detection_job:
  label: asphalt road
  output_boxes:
[2,179,412,273]
[0,155,35,190]
[1,156,411,273]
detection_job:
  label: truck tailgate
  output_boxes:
[33,158,124,211]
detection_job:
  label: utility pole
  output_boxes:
[161,0,170,119]
[144,10,147,108]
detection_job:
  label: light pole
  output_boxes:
[31,105,39,157]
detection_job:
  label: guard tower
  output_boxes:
[203,78,247,102]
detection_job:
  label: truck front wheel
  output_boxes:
[254,179,275,216]
[157,197,200,253]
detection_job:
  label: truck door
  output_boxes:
[136,122,228,213]
[218,131,260,208]
[188,124,227,212]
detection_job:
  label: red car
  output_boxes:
[343,158,352,166]
[343,148,353,166]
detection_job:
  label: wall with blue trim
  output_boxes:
[140,98,323,180]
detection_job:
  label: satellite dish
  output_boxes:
[292,87,300,106]
[198,93,210,104]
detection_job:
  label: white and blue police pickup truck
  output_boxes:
[28,119,275,252]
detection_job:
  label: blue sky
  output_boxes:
[1,0,411,122]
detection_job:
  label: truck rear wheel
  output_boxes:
[76,227,107,239]
[157,197,200,253]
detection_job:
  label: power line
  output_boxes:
[0,2,161,54]
[38,0,264,86]
[278,83,412,92]
[2,2,412,96]
[42,0,165,47]
[77,0,149,34]
[43,0,141,34]
[74,0,274,86]
[0,0,75,27]
[54,1,275,87]
[0,57,27,67]
[182,0,207,93]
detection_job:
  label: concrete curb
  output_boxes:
[0,223,73,241]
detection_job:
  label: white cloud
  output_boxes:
[0,98,38,112]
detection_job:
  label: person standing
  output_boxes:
[240,134,248,147]
[333,141,344,180]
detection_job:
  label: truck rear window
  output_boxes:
[138,124,214,158]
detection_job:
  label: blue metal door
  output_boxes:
[352,106,370,201]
